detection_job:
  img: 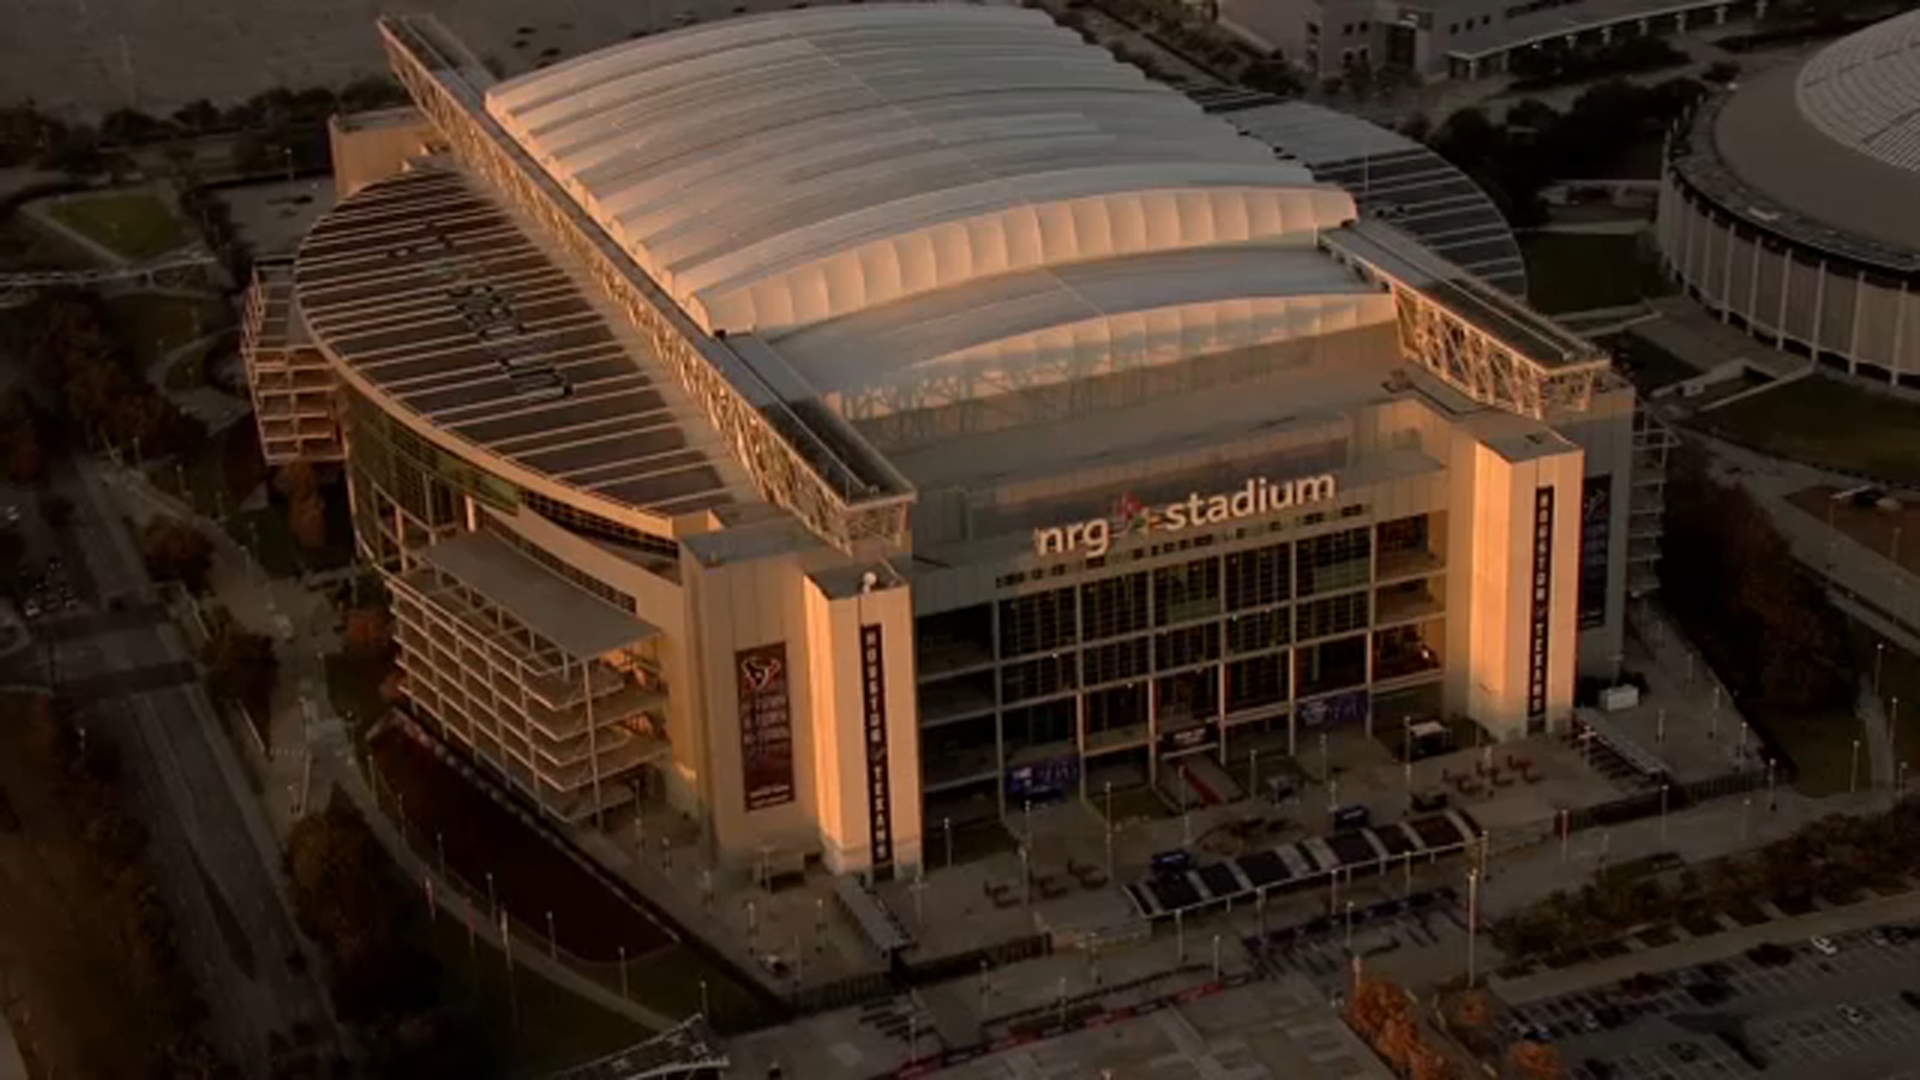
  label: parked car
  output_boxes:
[1151,850,1194,877]
[1330,804,1371,832]
[1811,935,1839,956]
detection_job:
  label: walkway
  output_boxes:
[95,464,679,1032]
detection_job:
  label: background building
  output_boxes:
[1657,7,1920,390]
[247,4,1652,879]
[1215,0,1763,80]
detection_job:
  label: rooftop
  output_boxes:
[485,4,1356,340]
[292,167,755,522]
[1796,7,1920,174]
[1675,56,1920,269]
[1205,97,1528,297]
[1445,0,1733,60]
[414,530,662,659]
[757,244,1390,420]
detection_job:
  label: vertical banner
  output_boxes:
[860,625,894,872]
[1578,475,1612,630]
[1528,487,1555,721]
[737,643,795,811]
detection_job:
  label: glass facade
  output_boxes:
[916,512,1448,810]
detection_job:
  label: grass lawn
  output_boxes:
[1856,621,1920,778]
[422,913,656,1079]
[368,727,772,1031]
[1755,616,1920,797]
[102,292,231,373]
[45,192,187,262]
[1520,230,1671,315]
[0,214,96,271]
[1692,375,1920,484]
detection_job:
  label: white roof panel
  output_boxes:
[485,4,1357,337]
[1797,7,1920,174]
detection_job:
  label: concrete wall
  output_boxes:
[328,108,435,200]
[1660,172,1920,388]
[1448,430,1582,737]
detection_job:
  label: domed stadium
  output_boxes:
[1658,7,1920,388]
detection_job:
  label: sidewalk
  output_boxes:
[1494,885,1920,1005]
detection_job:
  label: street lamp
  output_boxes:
[943,816,953,870]
[1877,642,1887,699]
[1659,783,1670,842]
[1344,900,1356,954]
[1466,867,1481,987]
[1851,739,1862,795]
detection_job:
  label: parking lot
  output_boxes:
[1504,924,1920,1079]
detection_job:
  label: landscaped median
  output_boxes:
[1489,798,1920,981]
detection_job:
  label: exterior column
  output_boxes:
[1715,5,1728,24]
[1676,10,1688,31]
[1601,24,1613,42]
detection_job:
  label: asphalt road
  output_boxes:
[1508,923,1920,1080]
[56,461,335,1074]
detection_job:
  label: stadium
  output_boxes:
[245,3,1662,878]
[1657,7,1920,388]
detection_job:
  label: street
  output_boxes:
[53,459,335,1074]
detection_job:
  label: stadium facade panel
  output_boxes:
[249,5,1653,878]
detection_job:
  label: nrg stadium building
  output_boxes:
[242,3,1665,879]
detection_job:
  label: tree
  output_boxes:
[290,495,327,552]
[343,608,393,660]
[1507,1040,1566,1080]
[1410,1042,1458,1080]
[1455,989,1492,1030]
[1349,977,1407,1039]
[142,516,215,593]
[200,605,279,722]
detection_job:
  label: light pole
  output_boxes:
[1175,908,1186,963]
[1656,708,1666,746]
[1020,845,1031,909]
[1023,798,1033,847]
[1344,900,1356,953]
[1766,758,1778,810]
[1249,748,1260,800]
[1851,738,1862,795]
[1320,731,1330,782]
[1710,684,1721,741]
[486,871,497,923]
[1659,783,1670,842]
[1466,867,1480,987]
[1876,642,1886,698]
[1211,933,1222,981]
[545,910,556,962]
[698,978,709,1019]
[618,945,628,999]
[943,816,953,870]
[1181,776,1192,846]
[1901,761,1910,793]
[1740,794,1752,841]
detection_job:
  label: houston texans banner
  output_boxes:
[737,643,795,810]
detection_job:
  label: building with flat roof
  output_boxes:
[247,3,1660,879]
[1657,7,1920,389]
[1214,0,1764,80]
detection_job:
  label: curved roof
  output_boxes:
[1700,22,1920,265]
[292,168,752,523]
[1196,93,1527,297]
[485,4,1355,336]
[763,245,1394,418]
[1797,7,1920,174]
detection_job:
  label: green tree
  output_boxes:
[142,516,215,593]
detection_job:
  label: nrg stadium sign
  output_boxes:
[1034,474,1338,558]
